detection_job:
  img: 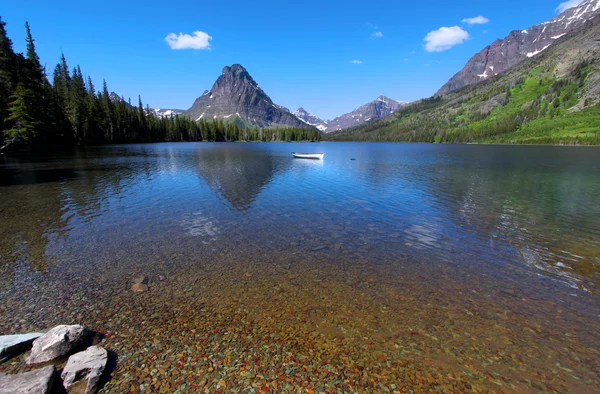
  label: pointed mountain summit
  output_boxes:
[185,64,310,128]
[325,95,407,132]
[437,0,600,95]
[292,108,328,131]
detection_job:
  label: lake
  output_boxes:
[1,142,599,392]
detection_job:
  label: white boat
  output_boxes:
[291,152,324,160]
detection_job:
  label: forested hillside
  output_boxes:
[0,18,320,150]
[327,19,600,145]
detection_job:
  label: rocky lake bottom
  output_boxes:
[1,142,599,392]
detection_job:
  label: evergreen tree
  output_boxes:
[4,83,40,144]
[22,22,53,144]
[0,17,17,141]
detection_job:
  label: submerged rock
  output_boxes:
[61,346,108,394]
[131,283,148,292]
[0,332,44,362]
[26,325,90,365]
[0,365,55,394]
[131,276,149,292]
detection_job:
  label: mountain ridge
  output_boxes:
[326,18,600,145]
[436,0,600,95]
[293,96,407,133]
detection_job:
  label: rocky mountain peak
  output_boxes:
[185,64,310,128]
[221,64,256,84]
[436,0,600,95]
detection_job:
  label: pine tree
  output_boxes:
[0,17,17,142]
[68,66,88,143]
[4,83,41,144]
[22,22,53,144]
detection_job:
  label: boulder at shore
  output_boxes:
[0,332,44,362]
[61,346,108,394]
[0,365,55,394]
[26,325,90,365]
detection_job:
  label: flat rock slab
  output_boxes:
[0,365,55,394]
[0,332,44,362]
[61,346,108,394]
[27,325,90,365]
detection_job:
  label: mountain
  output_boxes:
[109,92,184,118]
[437,0,600,95]
[327,19,600,145]
[325,96,407,132]
[151,108,184,118]
[292,108,329,131]
[294,96,407,133]
[185,64,310,129]
[109,92,129,106]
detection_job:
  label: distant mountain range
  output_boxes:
[327,13,600,145]
[437,0,600,95]
[151,108,184,118]
[119,0,598,137]
[293,96,407,133]
[180,64,406,131]
[109,93,185,119]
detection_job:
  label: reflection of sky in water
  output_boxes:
[1,142,600,296]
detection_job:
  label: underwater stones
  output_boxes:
[26,325,90,365]
[61,346,108,394]
[132,276,149,292]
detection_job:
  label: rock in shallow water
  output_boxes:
[0,332,44,362]
[61,346,108,394]
[131,283,149,292]
[131,276,149,292]
[0,365,55,394]
[26,325,90,365]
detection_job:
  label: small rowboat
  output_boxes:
[291,152,324,160]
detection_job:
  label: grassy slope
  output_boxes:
[327,20,600,145]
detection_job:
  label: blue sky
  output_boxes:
[2,0,579,119]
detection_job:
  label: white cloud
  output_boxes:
[424,26,470,52]
[370,31,384,39]
[555,0,584,13]
[350,60,363,64]
[462,16,490,25]
[165,31,212,50]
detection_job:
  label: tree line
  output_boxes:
[0,18,320,150]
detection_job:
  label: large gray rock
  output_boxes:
[61,346,108,394]
[0,366,55,394]
[0,332,44,362]
[26,325,90,365]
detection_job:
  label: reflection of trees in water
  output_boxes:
[194,145,290,211]
[0,180,66,281]
[0,149,146,276]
